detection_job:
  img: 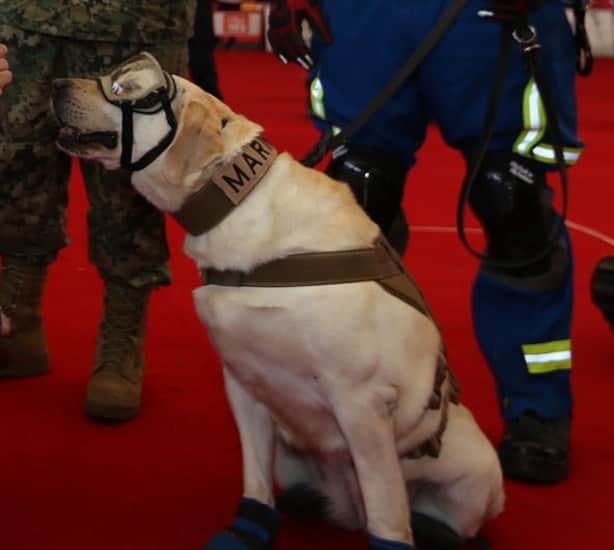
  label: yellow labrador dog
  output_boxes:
[51,53,504,550]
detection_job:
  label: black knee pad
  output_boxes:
[591,256,614,330]
[326,144,409,252]
[468,152,562,278]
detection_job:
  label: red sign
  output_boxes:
[214,11,263,42]
[591,0,614,9]
[223,13,249,35]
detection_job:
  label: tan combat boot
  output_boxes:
[0,256,50,378]
[85,281,151,421]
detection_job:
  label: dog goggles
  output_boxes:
[97,52,178,171]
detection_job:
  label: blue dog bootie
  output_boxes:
[205,497,281,550]
[368,533,416,550]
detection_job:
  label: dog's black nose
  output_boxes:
[52,78,71,91]
[51,79,72,118]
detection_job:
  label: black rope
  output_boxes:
[456,18,570,269]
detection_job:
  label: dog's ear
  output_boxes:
[164,98,224,186]
[207,94,264,155]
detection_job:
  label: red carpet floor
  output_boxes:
[0,51,612,549]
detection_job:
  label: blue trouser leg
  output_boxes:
[472,227,574,420]
[311,0,578,426]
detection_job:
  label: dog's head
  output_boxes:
[51,52,263,207]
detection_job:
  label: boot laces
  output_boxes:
[95,284,149,377]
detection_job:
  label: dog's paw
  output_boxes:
[368,534,415,550]
[205,530,251,550]
[204,498,280,550]
[411,511,465,549]
[205,530,265,550]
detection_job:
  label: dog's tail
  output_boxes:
[275,483,329,520]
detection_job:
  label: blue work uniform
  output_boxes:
[309,0,581,420]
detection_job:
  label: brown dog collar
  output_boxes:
[171,136,277,236]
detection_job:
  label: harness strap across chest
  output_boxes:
[202,235,433,319]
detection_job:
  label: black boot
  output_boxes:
[499,411,570,484]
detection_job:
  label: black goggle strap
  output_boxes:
[120,96,178,172]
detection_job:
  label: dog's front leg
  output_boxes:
[334,395,416,550]
[205,367,280,550]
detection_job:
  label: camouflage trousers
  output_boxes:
[0,25,190,288]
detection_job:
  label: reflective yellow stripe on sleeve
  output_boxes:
[522,339,572,374]
[310,75,326,120]
[513,79,583,166]
[513,79,546,156]
[531,144,582,166]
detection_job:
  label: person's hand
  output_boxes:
[0,44,13,94]
[267,0,332,70]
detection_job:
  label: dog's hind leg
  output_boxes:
[402,404,505,542]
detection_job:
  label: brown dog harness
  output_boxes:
[171,135,460,459]
[202,235,433,318]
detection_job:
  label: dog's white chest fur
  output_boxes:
[193,279,442,459]
[193,284,371,456]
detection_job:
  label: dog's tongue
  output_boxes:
[59,126,77,136]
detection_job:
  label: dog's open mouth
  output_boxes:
[57,126,118,150]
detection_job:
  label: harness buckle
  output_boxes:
[512,24,541,54]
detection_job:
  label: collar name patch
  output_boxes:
[212,139,276,205]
